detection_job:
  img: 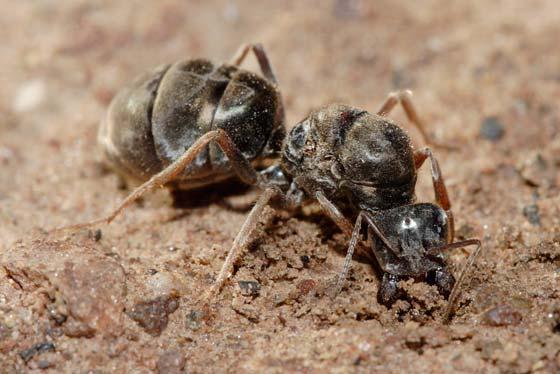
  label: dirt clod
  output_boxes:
[157,350,186,374]
[549,306,560,334]
[479,117,505,141]
[127,296,180,336]
[238,280,261,297]
[522,204,541,226]
[185,310,205,331]
[481,305,523,327]
[19,342,55,363]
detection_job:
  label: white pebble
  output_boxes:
[13,79,46,113]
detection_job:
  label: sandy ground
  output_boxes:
[1,0,560,372]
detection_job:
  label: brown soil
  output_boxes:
[1,1,560,372]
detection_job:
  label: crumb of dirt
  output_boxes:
[297,279,317,296]
[19,342,55,363]
[185,309,205,331]
[13,79,47,113]
[238,280,261,297]
[522,203,541,226]
[397,279,446,321]
[518,153,552,188]
[127,295,180,336]
[548,305,560,334]
[481,305,523,327]
[231,295,261,322]
[479,116,505,141]
[157,350,186,374]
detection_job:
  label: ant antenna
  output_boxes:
[429,239,482,323]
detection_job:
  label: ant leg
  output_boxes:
[202,186,281,301]
[376,90,456,150]
[230,43,278,84]
[333,211,365,295]
[230,43,285,153]
[315,190,354,235]
[333,208,404,297]
[413,147,454,242]
[52,129,261,232]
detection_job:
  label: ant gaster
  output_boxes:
[59,43,480,321]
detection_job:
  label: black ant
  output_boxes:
[56,43,481,322]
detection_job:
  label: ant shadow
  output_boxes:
[170,179,252,209]
[167,181,377,268]
[162,179,255,223]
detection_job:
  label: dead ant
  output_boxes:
[56,43,481,322]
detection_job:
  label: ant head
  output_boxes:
[397,203,450,249]
[374,203,450,258]
[370,203,451,277]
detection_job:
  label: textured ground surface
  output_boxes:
[1,1,560,372]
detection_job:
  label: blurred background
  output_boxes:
[1,1,560,372]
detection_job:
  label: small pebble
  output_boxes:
[238,281,261,297]
[548,307,560,334]
[522,204,541,226]
[297,279,316,296]
[186,310,204,331]
[157,350,186,374]
[127,296,179,336]
[19,342,55,363]
[481,304,522,326]
[13,79,47,113]
[479,117,505,141]
[93,229,102,241]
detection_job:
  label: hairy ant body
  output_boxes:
[58,43,480,321]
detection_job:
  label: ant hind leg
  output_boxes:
[51,129,262,233]
[230,43,278,84]
[376,90,457,150]
[413,147,454,241]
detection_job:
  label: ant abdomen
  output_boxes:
[99,54,284,190]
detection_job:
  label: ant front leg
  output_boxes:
[315,190,354,236]
[414,147,454,242]
[333,211,365,296]
[333,209,401,298]
[376,90,456,150]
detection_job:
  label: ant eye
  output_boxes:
[401,217,417,229]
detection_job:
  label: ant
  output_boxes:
[56,43,481,322]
